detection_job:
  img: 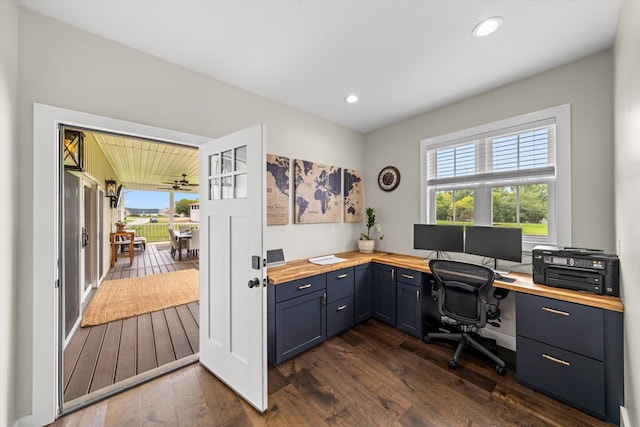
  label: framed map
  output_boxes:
[266,154,290,225]
[294,159,342,223]
[344,169,363,222]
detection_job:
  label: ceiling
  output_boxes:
[20,1,621,133]
[87,130,199,192]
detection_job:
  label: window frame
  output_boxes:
[420,104,571,252]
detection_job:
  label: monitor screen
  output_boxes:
[413,224,464,253]
[464,226,522,263]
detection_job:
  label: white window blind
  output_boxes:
[427,118,556,189]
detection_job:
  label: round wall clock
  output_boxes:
[378,166,401,192]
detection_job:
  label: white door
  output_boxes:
[199,124,267,412]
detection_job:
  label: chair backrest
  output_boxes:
[428,259,495,328]
[189,228,199,249]
[168,228,179,249]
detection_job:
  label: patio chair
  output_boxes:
[188,229,200,258]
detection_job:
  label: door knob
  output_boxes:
[248,278,260,288]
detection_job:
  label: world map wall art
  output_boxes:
[266,154,290,225]
[294,159,342,224]
[344,169,363,222]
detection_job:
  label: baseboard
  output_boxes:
[620,406,630,427]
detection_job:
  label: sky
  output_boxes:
[123,190,198,209]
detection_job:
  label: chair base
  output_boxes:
[426,330,506,375]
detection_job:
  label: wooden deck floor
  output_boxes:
[64,243,200,404]
[52,319,609,427]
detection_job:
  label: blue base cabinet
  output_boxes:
[326,267,355,337]
[395,268,427,338]
[354,263,372,324]
[516,293,623,425]
[372,263,396,326]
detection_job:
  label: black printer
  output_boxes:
[532,245,619,296]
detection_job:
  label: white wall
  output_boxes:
[0,1,19,426]
[364,50,614,348]
[614,2,640,425]
[16,8,364,420]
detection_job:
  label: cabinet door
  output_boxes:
[354,263,372,324]
[372,263,396,326]
[275,289,326,364]
[396,282,423,338]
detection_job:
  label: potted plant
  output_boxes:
[358,207,383,253]
[115,220,127,232]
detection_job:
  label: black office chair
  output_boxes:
[425,259,507,375]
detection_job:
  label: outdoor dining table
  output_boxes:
[175,231,192,261]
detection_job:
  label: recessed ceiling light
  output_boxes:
[472,16,503,37]
[345,94,358,104]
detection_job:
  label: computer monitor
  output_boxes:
[413,224,464,258]
[464,226,522,270]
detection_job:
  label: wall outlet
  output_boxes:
[330,224,335,234]
[375,224,382,233]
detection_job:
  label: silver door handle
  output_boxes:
[337,274,348,279]
[402,274,414,280]
[298,284,312,290]
[391,268,394,280]
[416,290,420,302]
[337,305,348,311]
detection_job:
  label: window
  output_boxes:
[420,105,571,251]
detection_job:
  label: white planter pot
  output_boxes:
[358,239,375,253]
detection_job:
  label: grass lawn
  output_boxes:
[435,220,548,236]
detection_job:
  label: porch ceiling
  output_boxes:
[90,131,199,192]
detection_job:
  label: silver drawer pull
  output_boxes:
[337,305,348,311]
[542,353,571,366]
[401,274,414,280]
[337,274,348,279]
[542,306,569,316]
[298,284,312,290]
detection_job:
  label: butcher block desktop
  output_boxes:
[267,251,623,312]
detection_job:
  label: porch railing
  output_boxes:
[127,223,199,243]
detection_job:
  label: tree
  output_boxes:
[175,198,197,216]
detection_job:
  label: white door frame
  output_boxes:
[26,103,212,427]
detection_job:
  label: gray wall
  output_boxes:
[614,1,640,425]
[16,8,364,418]
[364,49,614,257]
[0,0,19,426]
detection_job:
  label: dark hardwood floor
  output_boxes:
[53,319,610,427]
[64,243,200,404]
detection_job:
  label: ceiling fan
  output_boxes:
[156,182,192,192]
[162,174,198,187]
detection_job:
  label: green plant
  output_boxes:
[360,207,378,240]
[115,220,126,226]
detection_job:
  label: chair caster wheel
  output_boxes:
[448,360,458,369]
[495,365,506,376]
[424,336,432,343]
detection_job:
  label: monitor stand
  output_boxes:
[424,250,450,261]
[492,258,516,282]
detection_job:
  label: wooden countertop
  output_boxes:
[267,251,624,313]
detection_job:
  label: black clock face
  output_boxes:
[378,166,400,191]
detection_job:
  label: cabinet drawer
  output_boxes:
[517,336,605,418]
[327,267,355,303]
[516,293,604,360]
[397,268,421,287]
[327,296,355,338]
[276,274,326,303]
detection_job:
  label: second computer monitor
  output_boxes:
[413,224,465,255]
[464,226,522,263]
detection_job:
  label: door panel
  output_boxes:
[63,171,80,339]
[199,124,267,412]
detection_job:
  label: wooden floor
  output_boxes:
[53,319,610,427]
[64,243,200,404]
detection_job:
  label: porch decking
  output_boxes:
[64,243,199,404]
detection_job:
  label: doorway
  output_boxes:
[60,125,202,411]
